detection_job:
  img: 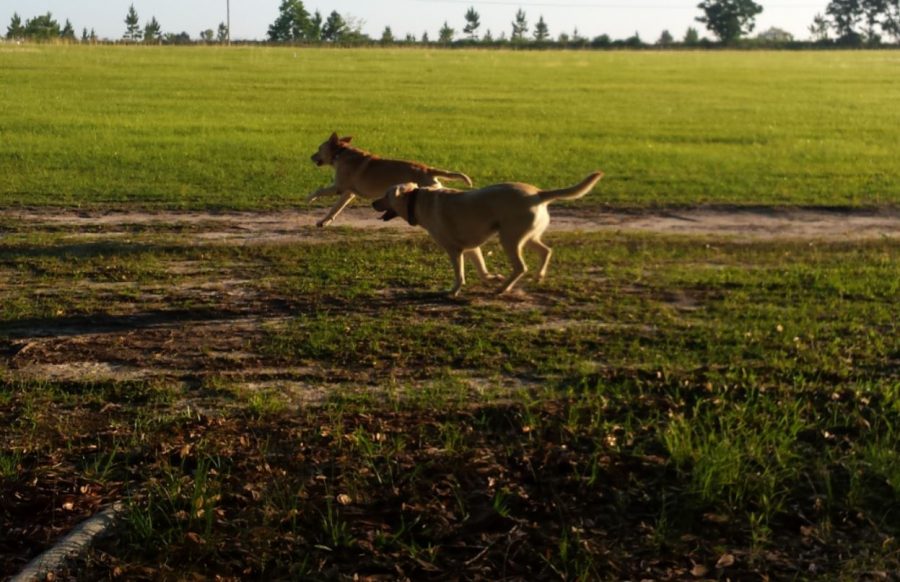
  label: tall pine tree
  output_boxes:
[533,15,549,41]
[7,13,24,39]
[463,7,480,40]
[511,9,528,40]
[124,4,142,41]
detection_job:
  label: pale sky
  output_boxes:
[2,0,829,42]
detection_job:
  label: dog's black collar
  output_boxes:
[406,188,419,227]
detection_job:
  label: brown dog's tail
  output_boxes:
[429,169,474,187]
[537,172,604,205]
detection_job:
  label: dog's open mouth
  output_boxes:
[372,198,398,221]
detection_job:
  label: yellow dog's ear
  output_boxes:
[394,182,417,196]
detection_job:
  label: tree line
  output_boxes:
[4,4,228,45]
[4,1,900,47]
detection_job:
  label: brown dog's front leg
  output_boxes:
[317,191,355,227]
[307,184,339,202]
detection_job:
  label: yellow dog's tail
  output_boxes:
[429,169,474,187]
[538,172,604,205]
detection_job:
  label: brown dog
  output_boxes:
[373,172,604,296]
[308,133,473,227]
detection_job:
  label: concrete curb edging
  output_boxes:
[11,502,125,582]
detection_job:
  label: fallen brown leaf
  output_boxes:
[715,553,735,568]
[691,563,709,577]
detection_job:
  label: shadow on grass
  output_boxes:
[0,307,273,340]
[0,240,186,261]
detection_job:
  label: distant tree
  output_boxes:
[511,9,528,40]
[307,10,323,40]
[380,26,394,44]
[82,27,89,42]
[124,4,142,41]
[25,13,61,40]
[757,26,794,42]
[696,0,763,43]
[290,3,311,40]
[826,0,863,38]
[60,19,76,41]
[591,34,612,48]
[439,20,455,43]
[421,31,430,43]
[533,15,549,41]
[268,0,313,41]
[164,31,192,44]
[861,0,891,41]
[854,0,878,41]
[322,11,348,41]
[885,0,900,40]
[684,26,701,44]
[199,29,214,42]
[6,13,24,40]
[268,0,290,41]
[809,12,831,40]
[143,17,162,44]
[463,6,480,40]
[657,29,675,45]
[622,31,643,47]
[90,28,97,43]
[558,31,570,43]
[217,22,229,43]
[483,28,494,42]
[405,32,416,42]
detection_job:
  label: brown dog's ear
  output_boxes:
[329,132,339,143]
[339,136,353,144]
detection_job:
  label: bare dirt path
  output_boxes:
[3,206,898,241]
[2,206,897,387]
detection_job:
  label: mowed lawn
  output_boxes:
[1,45,900,207]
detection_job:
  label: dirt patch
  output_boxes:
[1,206,896,388]
[3,206,898,243]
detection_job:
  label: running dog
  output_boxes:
[308,133,473,227]
[372,172,604,295]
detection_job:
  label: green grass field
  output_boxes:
[1,45,900,207]
[1,45,899,580]
[0,220,897,578]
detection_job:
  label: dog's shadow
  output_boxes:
[384,287,534,307]
[387,288,471,305]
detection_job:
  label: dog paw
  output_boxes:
[316,219,332,228]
